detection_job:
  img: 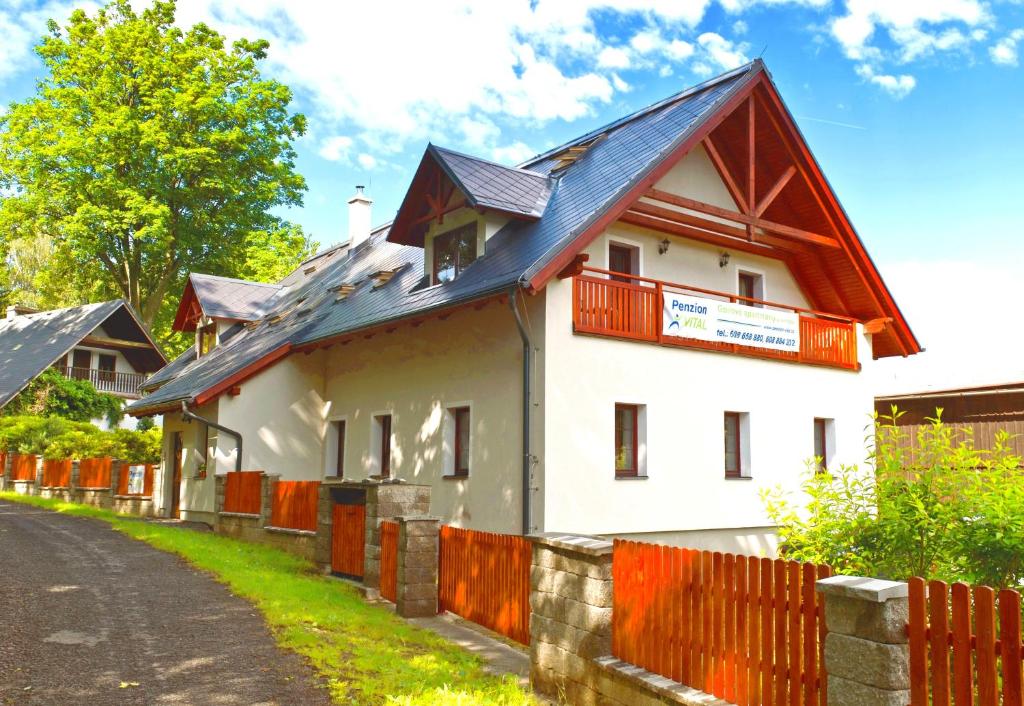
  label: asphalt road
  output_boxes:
[0,500,330,705]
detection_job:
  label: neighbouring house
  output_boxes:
[127,60,920,553]
[875,381,1024,462]
[0,300,167,427]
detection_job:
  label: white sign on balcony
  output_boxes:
[662,292,800,353]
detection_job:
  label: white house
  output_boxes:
[128,61,919,553]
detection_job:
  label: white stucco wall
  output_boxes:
[157,401,218,522]
[322,296,543,534]
[538,146,876,553]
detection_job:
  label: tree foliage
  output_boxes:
[763,409,1024,589]
[4,368,123,425]
[0,414,161,462]
[0,0,314,354]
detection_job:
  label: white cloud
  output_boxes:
[697,32,750,70]
[318,135,353,163]
[357,153,378,170]
[990,29,1024,66]
[629,29,663,54]
[667,39,696,60]
[611,73,631,92]
[0,0,99,81]
[873,261,1024,395]
[491,141,537,165]
[855,63,916,98]
[830,0,989,62]
[732,20,749,36]
[597,46,632,69]
[692,61,714,77]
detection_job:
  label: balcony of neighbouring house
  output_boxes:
[570,265,860,370]
[60,367,148,398]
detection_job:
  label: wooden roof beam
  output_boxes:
[754,165,796,217]
[81,334,154,351]
[702,134,748,213]
[645,188,840,249]
[619,211,787,261]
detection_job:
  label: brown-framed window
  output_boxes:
[724,412,743,478]
[453,407,470,477]
[614,404,639,477]
[432,223,478,284]
[199,323,217,356]
[333,420,346,477]
[376,414,392,478]
[608,243,638,284]
[813,418,828,472]
[738,272,763,307]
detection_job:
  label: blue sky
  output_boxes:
[2,0,1023,390]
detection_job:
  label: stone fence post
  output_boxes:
[260,473,279,527]
[33,456,44,493]
[395,516,439,618]
[1,453,10,490]
[110,460,123,495]
[529,534,614,706]
[816,575,910,706]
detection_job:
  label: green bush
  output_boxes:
[763,409,1024,588]
[3,368,124,425]
[0,415,162,464]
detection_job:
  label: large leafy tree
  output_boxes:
[0,0,312,351]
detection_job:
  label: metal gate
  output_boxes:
[330,488,366,579]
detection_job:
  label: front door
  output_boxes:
[171,433,182,519]
[71,349,91,380]
[331,503,366,579]
[608,243,637,284]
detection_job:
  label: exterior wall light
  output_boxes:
[658,239,670,255]
[719,251,730,268]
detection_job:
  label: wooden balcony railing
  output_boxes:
[61,367,147,397]
[572,266,859,370]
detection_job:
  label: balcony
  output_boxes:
[61,367,148,398]
[571,266,859,370]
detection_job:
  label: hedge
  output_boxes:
[0,416,161,463]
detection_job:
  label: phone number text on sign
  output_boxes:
[662,293,800,353]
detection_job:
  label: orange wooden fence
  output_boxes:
[116,464,154,496]
[0,452,6,475]
[78,457,112,488]
[438,526,532,645]
[612,541,832,706]
[380,520,398,603]
[223,471,263,514]
[10,454,38,481]
[41,458,72,487]
[908,577,1024,706]
[269,480,320,532]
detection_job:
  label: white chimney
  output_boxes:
[347,185,373,249]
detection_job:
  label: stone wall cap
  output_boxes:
[397,515,440,522]
[528,532,613,556]
[816,575,908,602]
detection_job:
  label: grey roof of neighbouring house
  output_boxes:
[0,300,165,408]
[127,63,759,414]
[189,273,283,321]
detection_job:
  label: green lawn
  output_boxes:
[0,493,537,705]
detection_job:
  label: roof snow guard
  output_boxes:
[387,144,553,247]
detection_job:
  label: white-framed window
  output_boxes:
[737,269,765,306]
[325,417,347,478]
[724,411,752,479]
[432,222,478,284]
[371,413,393,478]
[813,417,836,472]
[614,403,647,478]
[443,405,472,478]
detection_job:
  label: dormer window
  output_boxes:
[432,223,477,284]
[198,322,217,356]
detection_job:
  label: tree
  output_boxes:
[3,368,124,425]
[763,410,1024,589]
[0,0,312,351]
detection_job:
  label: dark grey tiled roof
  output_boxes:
[0,300,124,407]
[127,64,757,414]
[430,145,551,218]
[190,273,282,321]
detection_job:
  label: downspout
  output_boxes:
[180,401,243,473]
[508,286,533,535]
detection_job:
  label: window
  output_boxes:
[813,418,833,472]
[452,407,470,477]
[432,223,478,284]
[608,243,639,284]
[198,323,217,356]
[614,404,639,477]
[98,353,116,383]
[333,420,346,478]
[724,412,749,479]
[375,414,392,478]
[737,271,764,307]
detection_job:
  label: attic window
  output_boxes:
[433,223,477,284]
[332,284,356,301]
[371,270,398,288]
[304,265,317,275]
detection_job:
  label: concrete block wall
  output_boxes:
[360,481,431,590]
[395,516,439,618]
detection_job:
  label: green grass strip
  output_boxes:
[0,493,537,705]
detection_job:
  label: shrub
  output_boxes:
[1,415,162,465]
[3,368,124,425]
[763,409,1024,588]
